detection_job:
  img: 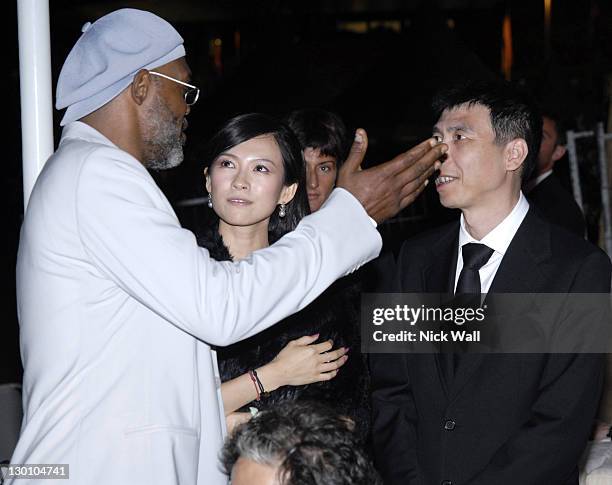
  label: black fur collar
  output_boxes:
[197,223,233,262]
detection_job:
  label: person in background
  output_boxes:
[221,401,382,485]
[286,108,395,291]
[525,111,585,237]
[286,109,351,213]
[286,108,399,445]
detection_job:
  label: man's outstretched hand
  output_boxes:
[337,129,447,224]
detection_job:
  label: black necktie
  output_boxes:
[442,243,494,380]
[456,243,494,295]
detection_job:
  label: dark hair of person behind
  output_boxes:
[540,107,567,146]
[286,109,351,167]
[203,113,310,244]
[432,80,542,181]
[222,401,382,485]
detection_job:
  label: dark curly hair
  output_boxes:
[203,113,310,244]
[221,401,382,485]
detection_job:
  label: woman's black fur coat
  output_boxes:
[198,226,370,439]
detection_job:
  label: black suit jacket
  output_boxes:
[527,173,585,238]
[370,209,611,485]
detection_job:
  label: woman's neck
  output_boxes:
[218,220,270,261]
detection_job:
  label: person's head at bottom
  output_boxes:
[221,401,382,485]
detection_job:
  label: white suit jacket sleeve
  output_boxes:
[76,146,381,346]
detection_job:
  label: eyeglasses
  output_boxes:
[149,71,200,106]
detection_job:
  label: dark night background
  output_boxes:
[6,0,612,384]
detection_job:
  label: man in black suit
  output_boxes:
[370,81,611,485]
[526,112,586,237]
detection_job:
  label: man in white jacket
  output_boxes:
[11,8,446,485]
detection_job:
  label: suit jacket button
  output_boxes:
[444,419,456,430]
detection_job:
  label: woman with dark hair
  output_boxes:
[199,113,369,439]
[203,112,309,247]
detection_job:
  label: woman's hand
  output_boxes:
[258,334,349,391]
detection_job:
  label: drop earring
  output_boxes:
[278,203,286,218]
[207,194,213,208]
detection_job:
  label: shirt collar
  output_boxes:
[533,169,553,186]
[459,192,529,256]
[60,121,119,149]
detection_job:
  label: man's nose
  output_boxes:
[436,141,450,164]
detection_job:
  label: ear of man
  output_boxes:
[505,138,528,173]
[130,69,156,106]
[552,144,567,163]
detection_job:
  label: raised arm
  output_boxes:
[76,133,444,347]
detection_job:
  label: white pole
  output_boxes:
[596,122,612,256]
[565,129,592,212]
[17,0,54,212]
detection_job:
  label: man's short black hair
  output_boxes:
[540,108,567,145]
[222,401,382,485]
[432,80,542,181]
[286,109,351,166]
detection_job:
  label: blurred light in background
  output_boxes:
[501,12,513,81]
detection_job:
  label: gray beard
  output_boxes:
[142,96,185,171]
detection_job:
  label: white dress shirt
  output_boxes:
[454,192,530,294]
